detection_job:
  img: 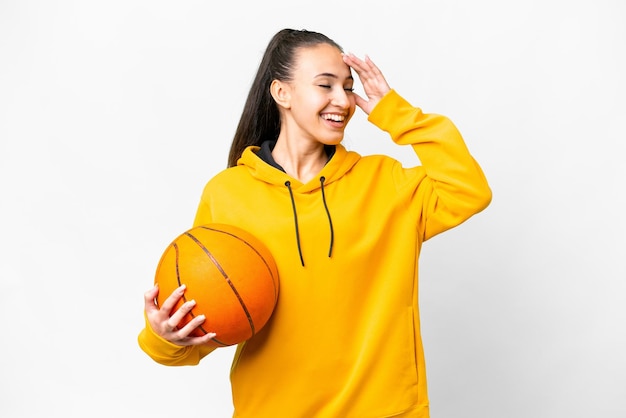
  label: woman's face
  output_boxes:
[280,43,356,146]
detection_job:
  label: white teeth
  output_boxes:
[322,114,345,122]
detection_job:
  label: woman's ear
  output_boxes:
[270,79,291,109]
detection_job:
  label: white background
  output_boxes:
[1,0,625,417]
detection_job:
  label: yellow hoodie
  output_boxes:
[138,90,492,417]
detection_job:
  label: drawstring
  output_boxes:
[285,181,305,267]
[284,177,335,267]
[319,176,334,258]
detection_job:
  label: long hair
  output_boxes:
[227,29,343,168]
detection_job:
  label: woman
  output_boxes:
[139,28,491,417]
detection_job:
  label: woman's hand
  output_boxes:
[343,53,391,115]
[144,284,216,346]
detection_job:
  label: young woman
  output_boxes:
[139,28,492,417]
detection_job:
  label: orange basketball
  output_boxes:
[154,223,279,347]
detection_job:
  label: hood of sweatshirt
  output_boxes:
[237,140,361,266]
[238,140,360,193]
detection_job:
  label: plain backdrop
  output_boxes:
[1,0,625,417]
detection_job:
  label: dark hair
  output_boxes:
[227,28,343,168]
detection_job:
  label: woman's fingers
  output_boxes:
[158,284,186,315]
[343,53,391,114]
[143,284,217,346]
[167,299,197,331]
[168,314,217,346]
[344,54,390,94]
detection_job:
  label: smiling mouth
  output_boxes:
[321,113,346,122]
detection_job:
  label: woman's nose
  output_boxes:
[331,88,350,107]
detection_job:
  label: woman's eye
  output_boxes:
[318,84,353,92]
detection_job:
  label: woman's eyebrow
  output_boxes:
[314,72,354,81]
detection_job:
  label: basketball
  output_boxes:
[154,223,279,347]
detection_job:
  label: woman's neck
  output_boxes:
[271,137,328,184]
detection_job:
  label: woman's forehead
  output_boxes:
[293,44,351,79]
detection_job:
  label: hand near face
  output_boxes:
[342,53,391,115]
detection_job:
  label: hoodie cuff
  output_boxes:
[137,313,192,364]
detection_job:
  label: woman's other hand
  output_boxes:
[143,284,216,346]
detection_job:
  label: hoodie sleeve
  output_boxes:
[367,89,492,241]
